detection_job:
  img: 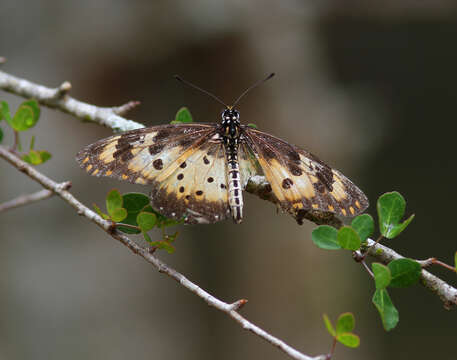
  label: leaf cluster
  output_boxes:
[0,99,51,165]
[94,190,182,254]
[312,192,418,331]
[323,312,360,349]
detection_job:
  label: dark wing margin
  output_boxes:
[241,126,369,224]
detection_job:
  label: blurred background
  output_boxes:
[1,1,456,359]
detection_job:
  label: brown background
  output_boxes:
[0,1,456,359]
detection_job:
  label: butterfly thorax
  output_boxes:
[220,108,243,223]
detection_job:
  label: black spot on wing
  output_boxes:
[149,143,165,155]
[153,128,173,142]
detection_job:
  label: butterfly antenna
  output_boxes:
[232,73,275,108]
[174,75,229,108]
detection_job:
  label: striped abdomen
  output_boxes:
[225,140,243,223]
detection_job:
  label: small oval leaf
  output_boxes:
[351,214,374,242]
[337,226,361,251]
[388,258,421,288]
[171,107,193,124]
[372,288,399,331]
[372,263,391,289]
[11,100,40,131]
[336,312,355,334]
[106,189,123,217]
[312,226,340,250]
[323,314,336,337]
[336,333,360,348]
[137,211,157,232]
[377,192,413,239]
[1,101,12,126]
[110,207,127,222]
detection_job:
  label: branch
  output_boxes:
[0,187,66,212]
[0,145,324,360]
[366,239,457,309]
[0,70,143,132]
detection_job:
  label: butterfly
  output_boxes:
[76,75,368,225]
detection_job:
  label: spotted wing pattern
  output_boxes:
[77,124,233,224]
[242,126,369,224]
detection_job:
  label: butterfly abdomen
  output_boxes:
[225,139,243,223]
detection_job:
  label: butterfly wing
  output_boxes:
[76,124,231,224]
[241,126,369,223]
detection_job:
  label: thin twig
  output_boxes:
[418,258,457,273]
[0,188,54,212]
[361,260,374,278]
[0,145,323,360]
[0,70,144,132]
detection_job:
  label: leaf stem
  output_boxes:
[326,337,337,360]
[418,258,456,273]
[115,223,141,231]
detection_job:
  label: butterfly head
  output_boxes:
[221,108,240,139]
[221,108,240,125]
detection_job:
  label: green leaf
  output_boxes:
[106,189,124,217]
[336,333,360,348]
[377,192,414,239]
[0,126,3,143]
[336,312,355,334]
[93,203,109,220]
[137,211,157,232]
[39,150,52,163]
[337,226,361,251]
[21,150,52,165]
[247,123,258,129]
[372,263,391,289]
[1,101,12,125]
[110,207,127,222]
[351,214,374,243]
[150,240,176,254]
[22,150,40,165]
[323,314,336,336]
[372,288,399,331]
[30,135,35,150]
[117,193,150,234]
[11,99,40,131]
[312,226,340,250]
[171,107,193,124]
[388,258,421,288]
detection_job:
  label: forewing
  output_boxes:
[242,127,369,223]
[76,124,217,185]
